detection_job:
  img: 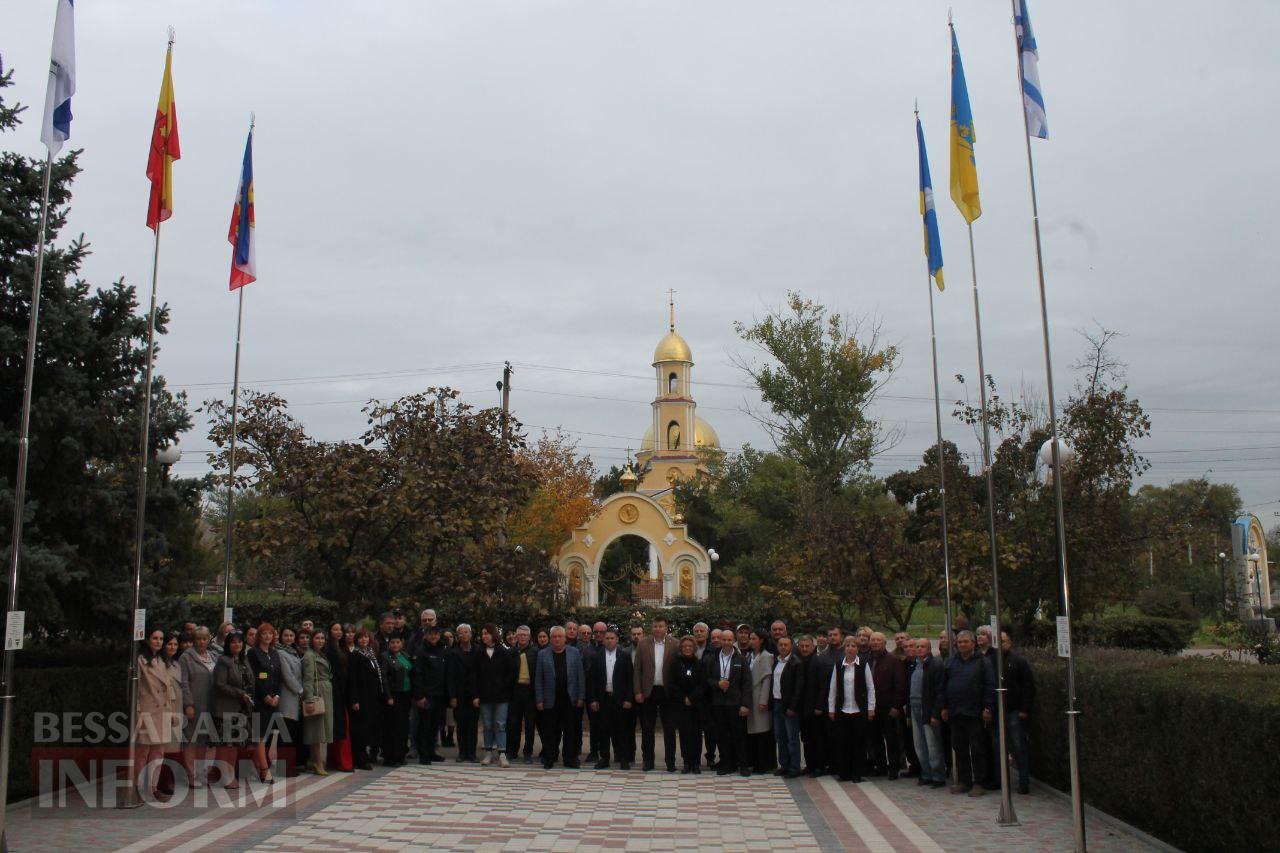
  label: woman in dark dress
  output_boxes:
[325,622,354,771]
[347,627,390,770]
[670,635,705,774]
[211,632,254,789]
[379,635,414,766]
[247,623,283,783]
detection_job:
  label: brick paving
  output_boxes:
[5,743,1165,851]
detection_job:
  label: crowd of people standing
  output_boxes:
[131,609,1035,800]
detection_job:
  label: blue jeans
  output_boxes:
[910,701,945,783]
[480,702,508,751]
[772,699,801,772]
[1004,712,1030,788]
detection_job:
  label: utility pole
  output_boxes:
[497,361,512,549]
[500,361,512,444]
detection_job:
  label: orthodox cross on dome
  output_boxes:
[668,289,676,332]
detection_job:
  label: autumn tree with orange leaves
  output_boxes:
[508,432,600,556]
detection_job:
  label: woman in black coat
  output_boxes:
[474,624,515,766]
[379,635,414,767]
[347,627,390,770]
[670,635,705,774]
[326,622,354,771]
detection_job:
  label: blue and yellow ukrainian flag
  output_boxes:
[949,25,981,223]
[916,115,945,291]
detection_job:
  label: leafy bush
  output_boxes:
[1078,614,1196,654]
[1027,648,1280,851]
[1134,586,1198,621]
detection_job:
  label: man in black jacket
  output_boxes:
[1000,631,1035,794]
[939,630,995,795]
[771,636,806,777]
[697,628,723,768]
[411,625,449,765]
[816,627,845,775]
[587,626,635,769]
[446,624,481,762]
[506,625,540,765]
[706,637,751,777]
[796,635,824,776]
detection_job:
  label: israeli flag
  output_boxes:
[40,0,76,155]
[1016,0,1047,140]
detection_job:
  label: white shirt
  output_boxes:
[652,639,666,686]
[604,648,617,693]
[719,650,734,680]
[828,657,877,714]
[772,655,789,700]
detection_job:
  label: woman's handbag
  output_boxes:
[303,697,326,718]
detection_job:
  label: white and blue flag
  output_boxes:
[1015,0,1047,139]
[40,0,76,154]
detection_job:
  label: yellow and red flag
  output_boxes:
[146,45,180,230]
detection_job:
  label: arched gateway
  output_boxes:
[557,492,710,606]
[554,295,716,605]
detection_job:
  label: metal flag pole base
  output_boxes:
[965,220,1018,827]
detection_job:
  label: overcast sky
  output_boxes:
[6,0,1280,518]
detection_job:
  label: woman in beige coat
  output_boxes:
[135,629,179,797]
[746,629,776,774]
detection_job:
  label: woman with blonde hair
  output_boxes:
[179,626,217,786]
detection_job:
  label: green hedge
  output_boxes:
[1026,648,1280,851]
[187,592,343,632]
[8,661,126,802]
[1078,614,1197,654]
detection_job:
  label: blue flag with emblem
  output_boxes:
[1016,0,1048,139]
[916,115,944,290]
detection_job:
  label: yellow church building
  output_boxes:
[555,301,718,605]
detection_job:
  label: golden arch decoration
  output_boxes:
[679,563,694,598]
[618,503,639,524]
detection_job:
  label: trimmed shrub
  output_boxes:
[1135,587,1199,622]
[187,592,342,632]
[1026,648,1280,851]
[1078,614,1196,654]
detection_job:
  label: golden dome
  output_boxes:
[640,416,720,452]
[653,331,693,364]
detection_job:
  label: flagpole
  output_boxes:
[964,220,1017,826]
[916,103,958,786]
[1009,2,1084,848]
[120,219,163,809]
[222,286,244,618]
[0,148,54,847]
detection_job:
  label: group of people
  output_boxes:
[132,608,1035,800]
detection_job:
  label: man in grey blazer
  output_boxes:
[535,627,585,769]
[632,616,678,772]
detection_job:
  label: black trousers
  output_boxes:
[835,712,868,781]
[951,714,987,787]
[824,714,841,773]
[415,696,446,761]
[699,701,718,765]
[640,686,676,769]
[382,692,412,764]
[712,705,748,771]
[869,709,902,774]
[902,713,920,774]
[800,711,823,773]
[454,703,479,761]
[598,695,634,764]
[507,685,537,759]
[540,700,578,767]
[673,700,701,769]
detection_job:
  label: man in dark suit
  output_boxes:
[582,621,607,764]
[699,628,725,768]
[796,635,823,776]
[534,626,586,769]
[706,634,751,777]
[814,626,845,775]
[587,625,635,769]
[632,616,678,772]
[771,635,806,777]
[867,631,907,779]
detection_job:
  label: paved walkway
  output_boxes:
[6,743,1163,852]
